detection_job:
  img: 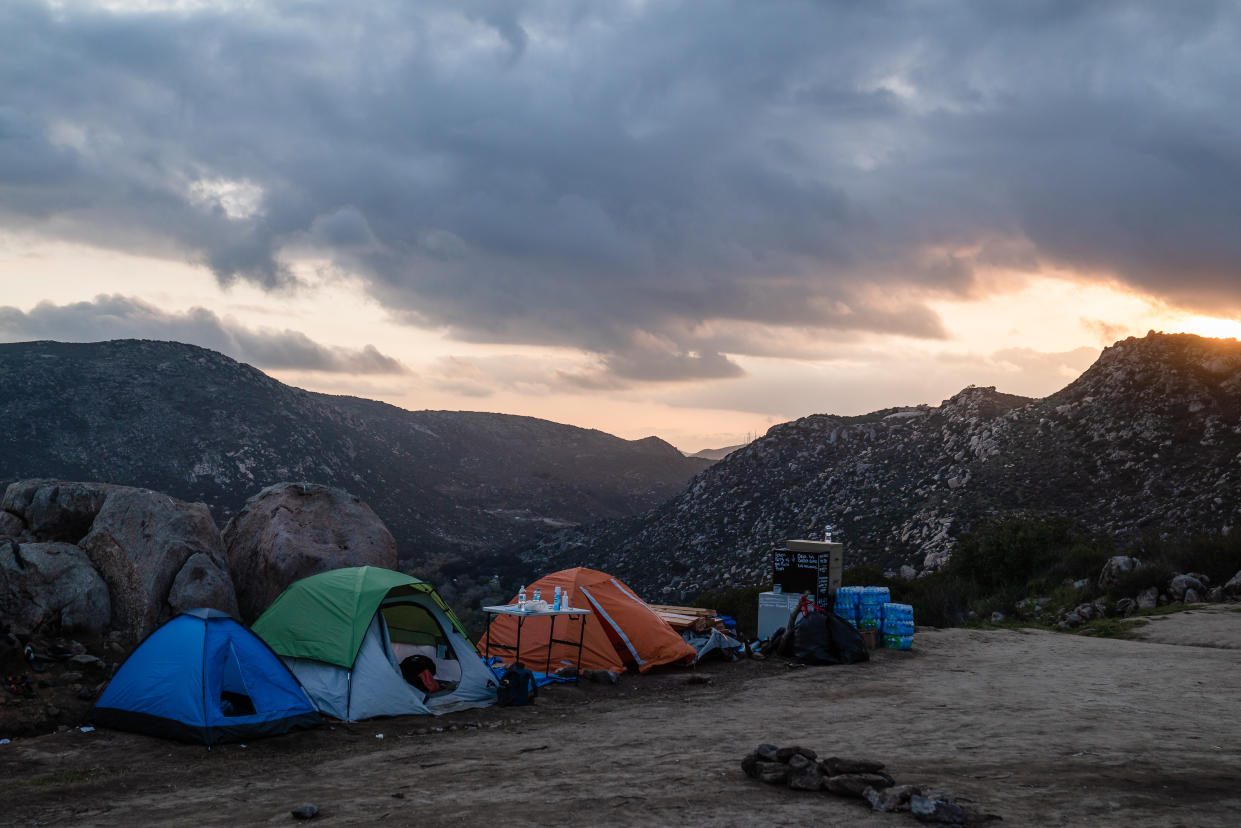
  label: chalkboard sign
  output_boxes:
[772,548,831,602]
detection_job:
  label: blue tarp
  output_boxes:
[683,628,745,662]
[486,658,575,688]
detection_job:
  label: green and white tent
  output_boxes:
[252,567,497,721]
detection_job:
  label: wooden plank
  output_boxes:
[654,612,699,630]
[654,612,728,635]
[648,604,716,617]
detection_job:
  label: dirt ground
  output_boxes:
[3,607,1240,827]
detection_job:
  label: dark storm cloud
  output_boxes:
[2,1,1240,382]
[0,295,408,374]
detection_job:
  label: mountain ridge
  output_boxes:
[0,338,709,566]
[517,332,1241,600]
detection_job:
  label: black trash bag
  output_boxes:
[791,610,840,664]
[791,610,871,665]
[826,613,870,664]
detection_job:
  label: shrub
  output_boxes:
[898,574,975,628]
[1061,542,1114,583]
[1171,534,1241,585]
[1105,562,1173,601]
[844,565,974,628]
[948,515,1080,591]
[841,564,892,587]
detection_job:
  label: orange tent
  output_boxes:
[478,568,696,674]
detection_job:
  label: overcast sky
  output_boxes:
[2,0,1240,450]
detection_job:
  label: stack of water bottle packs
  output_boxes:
[832,586,915,649]
[833,585,889,629]
[880,602,915,650]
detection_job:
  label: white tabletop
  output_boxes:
[482,604,591,617]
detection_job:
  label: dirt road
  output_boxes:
[4,608,1240,827]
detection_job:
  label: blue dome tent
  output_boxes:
[91,608,321,745]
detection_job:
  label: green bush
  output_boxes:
[1104,562,1173,601]
[841,564,891,587]
[943,515,1120,598]
[843,565,974,628]
[1172,534,1241,584]
[1061,542,1114,583]
[897,574,975,628]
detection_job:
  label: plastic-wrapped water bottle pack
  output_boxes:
[880,601,915,649]
[857,587,890,630]
[832,586,861,627]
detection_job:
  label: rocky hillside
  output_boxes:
[521,333,1241,600]
[0,340,709,566]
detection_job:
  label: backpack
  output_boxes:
[399,655,442,693]
[497,664,537,707]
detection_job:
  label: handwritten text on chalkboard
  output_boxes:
[772,547,831,601]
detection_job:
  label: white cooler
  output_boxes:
[757,591,803,640]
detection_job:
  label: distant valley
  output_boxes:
[686,444,748,461]
[0,339,710,568]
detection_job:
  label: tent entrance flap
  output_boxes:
[580,585,645,667]
[219,642,256,717]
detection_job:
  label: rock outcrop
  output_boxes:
[0,539,111,635]
[80,487,237,637]
[0,477,406,636]
[1098,556,1143,589]
[0,479,238,640]
[224,482,398,621]
[0,480,118,543]
[168,552,239,617]
[0,508,23,537]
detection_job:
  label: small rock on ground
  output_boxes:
[866,783,921,812]
[821,756,885,775]
[824,773,895,798]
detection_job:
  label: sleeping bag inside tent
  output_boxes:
[478,567,696,674]
[252,566,497,721]
[90,608,321,745]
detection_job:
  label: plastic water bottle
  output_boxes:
[518,585,527,609]
[533,587,542,604]
[553,586,562,611]
[824,523,834,542]
[562,589,570,610]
